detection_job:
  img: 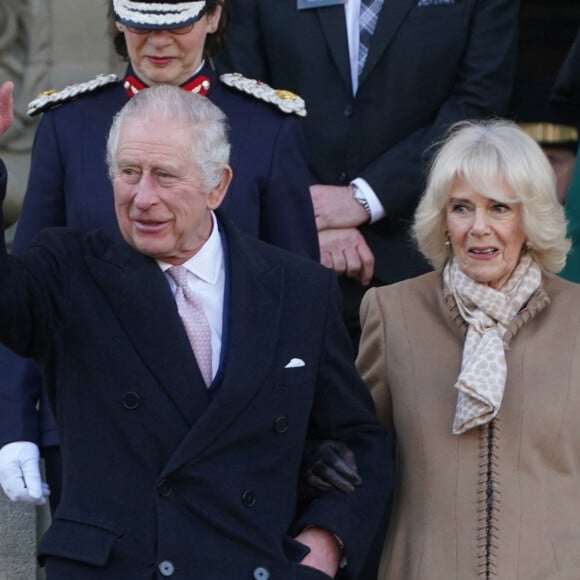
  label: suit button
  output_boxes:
[273,416,288,433]
[343,105,352,118]
[157,479,173,497]
[338,171,347,184]
[122,392,140,410]
[253,567,270,580]
[242,490,256,507]
[158,560,175,576]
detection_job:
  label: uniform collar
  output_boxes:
[123,62,212,98]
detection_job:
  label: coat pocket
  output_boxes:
[552,535,580,579]
[38,517,121,567]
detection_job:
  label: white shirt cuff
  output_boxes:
[351,178,385,223]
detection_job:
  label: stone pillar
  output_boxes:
[0,1,121,578]
[1,0,123,231]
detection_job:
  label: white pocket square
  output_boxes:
[284,358,305,368]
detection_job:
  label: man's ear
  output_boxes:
[207,165,232,210]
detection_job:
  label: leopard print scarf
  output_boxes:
[443,254,542,435]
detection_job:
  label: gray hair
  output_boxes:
[106,84,230,192]
[413,119,571,274]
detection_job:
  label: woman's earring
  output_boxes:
[444,232,451,247]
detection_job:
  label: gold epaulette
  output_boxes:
[27,74,120,117]
[519,122,579,144]
[219,73,306,117]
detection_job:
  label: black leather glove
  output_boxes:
[301,439,362,497]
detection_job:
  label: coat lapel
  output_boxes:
[86,234,209,428]
[161,220,283,474]
[359,0,415,85]
[317,5,352,91]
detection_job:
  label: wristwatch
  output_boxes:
[351,184,371,219]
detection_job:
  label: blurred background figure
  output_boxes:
[508,3,580,283]
[551,24,580,282]
[509,0,580,206]
[510,77,578,205]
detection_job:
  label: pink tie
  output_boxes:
[167,265,213,387]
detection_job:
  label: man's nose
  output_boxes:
[133,173,158,208]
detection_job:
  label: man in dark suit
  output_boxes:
[0,0,320,513]
[218,0,519,347]
[0,81,392,579]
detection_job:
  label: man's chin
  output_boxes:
[129,239,172,260]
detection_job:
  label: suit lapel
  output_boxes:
[317,5,352,91]
[86,236,209,428]
[359,0,415,85]
[162,220,283,474]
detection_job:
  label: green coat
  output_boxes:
[561,143,580,282]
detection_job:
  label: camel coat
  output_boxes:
[357,270,580,580]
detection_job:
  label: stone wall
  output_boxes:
[0,1,121,578]
[0,0,123,232]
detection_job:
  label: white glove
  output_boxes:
[0,441,50,505]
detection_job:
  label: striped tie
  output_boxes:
[359,0,384,77]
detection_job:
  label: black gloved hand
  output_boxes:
[301,439,362,497]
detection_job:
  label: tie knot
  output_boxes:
[167,265,189,289]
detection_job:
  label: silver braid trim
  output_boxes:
[113,0,206,27]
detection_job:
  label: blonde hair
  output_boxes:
[413,119,570,273]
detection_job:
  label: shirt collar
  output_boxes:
[158,211,223,285]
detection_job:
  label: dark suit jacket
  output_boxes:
[218,0,519,283]
[0,163,392,578]
[0,62,319,450]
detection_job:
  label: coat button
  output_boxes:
[273,416,288,433]
[242,490,256,507]
[122,392,140,410]
[253,566,270,580]
[157,479,173,497]
[338,171,347,184]
[158,560,175,576]
[343,105,352,118]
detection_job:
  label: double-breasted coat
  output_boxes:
[0,62,319,454]
[0,160,393,579]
